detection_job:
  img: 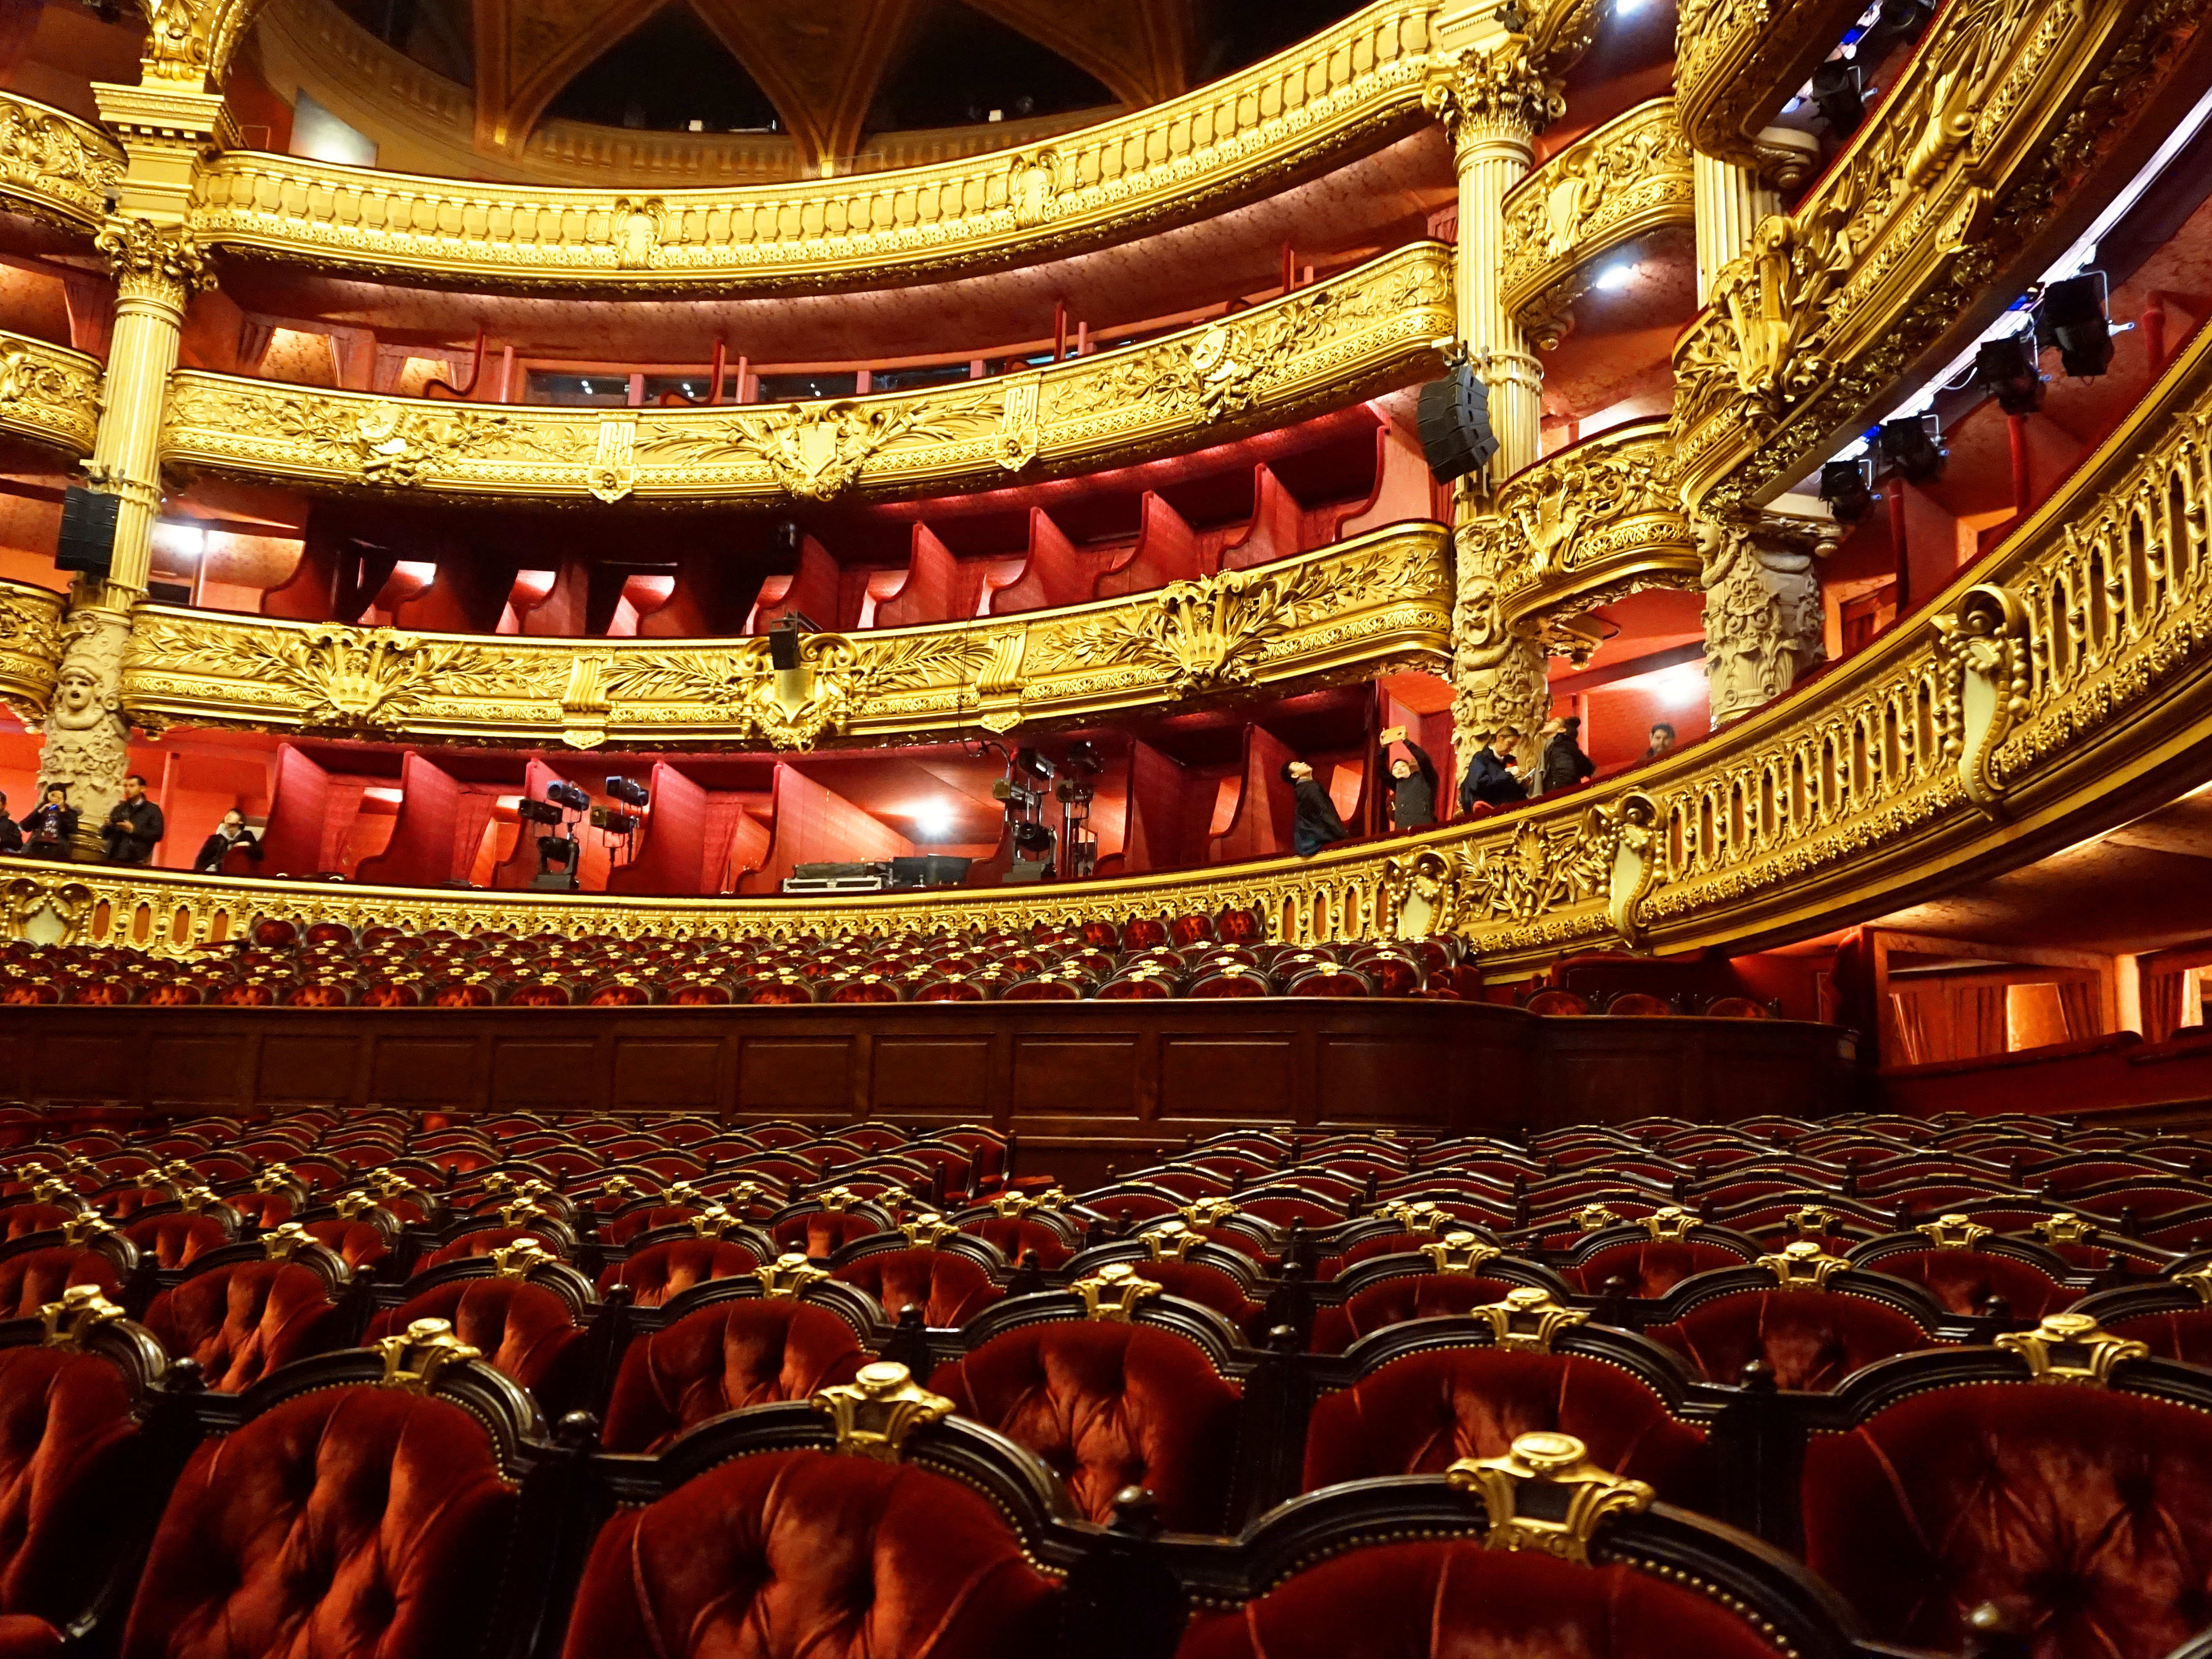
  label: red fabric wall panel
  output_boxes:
[258,745,333,877]
[738,766,915,894]
[1095,493,1202,601]
[606,764,711,896]
[1209,726,1297,864]
[1220,466,1306,572]
[1122,741,1212,875]
[988,509,1089,615]
[874,525,960,629]
[356,751,464,887]
[491,759,565,890]
[753,536,841,632]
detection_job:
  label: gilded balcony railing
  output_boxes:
[1674,0,1865,177]
[160,243,1454,505]
[1499,100,1694,337]
[0,580,67,721]
[185,0,1443,292]
[117,522,1454,750]
[29,291,2212,965]
[0,330,104,460]
[1671,0,2199,517]
[0,91,125,233]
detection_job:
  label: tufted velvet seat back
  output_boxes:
[302,1223,390,1274]
[600,1206,699,1248]
[2,1207,76,1243]
[1301,1347,1710,1506]
[0,1248,123,1320]
[1564,1242,1750,1299]
[2106,1308,2212,1366]
[1857,1251,2071,1319]
[362,1282,589,1414]
[832,1250,1002,1328]
[963,1217,1071,1269]
[1177,1539,1791,1659]
[119,1386,517,1659]
[601,1300,867,1453]
[1308,1274,1516,1355]
[929,1321,1241,1532]
[1803,1382,2212,1659]
[143,1263,345,1394]
[0,1344,144,1638]
[121,1215,231,1272]
[559,1449,1057,1659]
[1645,1290,1945,1389]
[416,1228,561,1277]
[769,1213,880,1259]
[597,1240,759,1309]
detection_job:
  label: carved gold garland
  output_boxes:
[160,245,1453,504]
[1671,0,2200,518]
[117,524,1454,749]
[33,300,2212,966]
[0,92,127,232]
[0,331,104,461]
[185,0,1446,293]
[1499,99,1694,333]
[0,582,68,721]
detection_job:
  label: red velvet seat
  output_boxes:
[1644,1290,1944,1389]
[2105,1307,2212,1365]
[302,1220,391,1272]
[1307,1273,1516,1355]
[1565,1241,1751,1298]
[2,1207,77,1242]
[598,1239,759,1308]
[832,1249,1002,1326]
[963,1216,1072,1268]
[1301,1347,1709,1504]
[560,1449,1058,1659]
[1856,1249,2071,1318]
[601,1299,868,1453]
[363,1281,591,1414]
[602,1204,699,1247]
[143,1262,346,1393]
[416,1226,564,1275]
[1178,1540,1791,1659]
[119,1383,517,1659]
[771,1212,881,1259]
[121,1214,231,1272]
[1122,1261,1267,1337]
[0,1247,124,1319]
[1803,1381,2212,1659]
[0,1338,146,1651]
[930,1321,1241,1531]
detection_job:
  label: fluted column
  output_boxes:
[1692,152,1778,304]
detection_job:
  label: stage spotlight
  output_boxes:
[545,780,591,814]
[2038,274,2114,378]
[1975,334,2044,415]
[1061,740,1103,780]
[1819,458,1876,524]
[1877,415,1947,484]
[1809,62,1864,136]
[1011,747,1057,783]
[605,775,650,808]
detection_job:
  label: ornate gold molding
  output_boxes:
[0,91,127,231]
[0,580,68,721]
[187,0,1444,292]
[118,523,1453,749]
[161,244,1451,504]
[1674,0,1864,179]
[1671,0,2199,518]
[1500,99,1693,332]
[0,331,104,461]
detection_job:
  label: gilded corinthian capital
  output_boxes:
[1424,40,1560,148]
[93,217,213,302]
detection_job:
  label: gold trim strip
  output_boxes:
[0,90,126,232]
[1500,100,1694,331]
[118,522,1454,750]
[0,579,68,722]
[186,0,1443,292]
[42,299,2212,961]
[0,329,105,460]
[1671,0,2193,517]
[160,244,1453,505]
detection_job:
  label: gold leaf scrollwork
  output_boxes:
[373,1316,482,1391]
[1995,1313,2150,1387]
[0,98,122,225]
[1935,583,2033,819]
[812,1361,954,1460]
[643,387,999,503]
[1082,292,1336,426]
[130,621,511,735]
[1445,1430,1654,1564]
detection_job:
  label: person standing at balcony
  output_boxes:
[22,785,78,859]
[1535,718,1596,795]
[0,793,18,856]
[1376,727,1440,832]
[194,808,261,875]
[1282,760,1350,856]
[1644,723,1677,763]
[1459,736,1525,814]
[101,774,164,867]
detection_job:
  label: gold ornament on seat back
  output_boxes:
[1070,1262,1164,1321]
[1995,1313,2149,1387]
[40,1285,125,1348]
[373,1317,482,1391]
[1446,1431,1655,1565]
[812,1361,953,1461]
[1471,1287,1587,1351]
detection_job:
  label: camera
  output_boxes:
[545,781,591,813]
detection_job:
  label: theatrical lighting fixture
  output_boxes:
[532,831,580,891]
[1877,415,1948,484]
[1819,458,1876,524]
[1852,0,1935,64]
[591,808,641,836]
[545,780,592,814]
[1053,741,1103,881]
[767,610,820,671]
[515,797,566,826]
[1975,334,2045,415]
[2038,274,2114,378]
[604,776,650,808]
[1809,62,1865,136]
[1012,747,1058,783]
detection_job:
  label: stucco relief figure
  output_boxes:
[1699,518,1825,725]
[38,612,131,842]
[1543,158,1595,258]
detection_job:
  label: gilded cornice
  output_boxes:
[186,0,1444,293]
[161,244,1453,505]
[57,309,2212,965]
[1467,420,1701,627]
[0,91,127,233]
[1674,0,1864,178]
[0,580,68,721]
[0,330,105,460]
[1670,0,2202,518]
[1499,100,1693,334]
[117,524,1454,749]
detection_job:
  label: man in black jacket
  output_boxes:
[1376,726,1439,831]
[1458,737,1525,813]
[1535,716,1597,794]
[1281,759,1350,857]
[23,784,79,859]
[194,807,262,874]
[102,774,164,866]
[0,792,18,856]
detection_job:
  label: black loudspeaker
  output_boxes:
[1416,363,1500,484]
[56,487,120,575]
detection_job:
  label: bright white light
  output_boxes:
[1657,663,1709,707]
[1614,0,1646,14]
[911,801,956,839]
[1593,263,1637,292]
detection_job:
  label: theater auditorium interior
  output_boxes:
[8,0,2212,1654]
